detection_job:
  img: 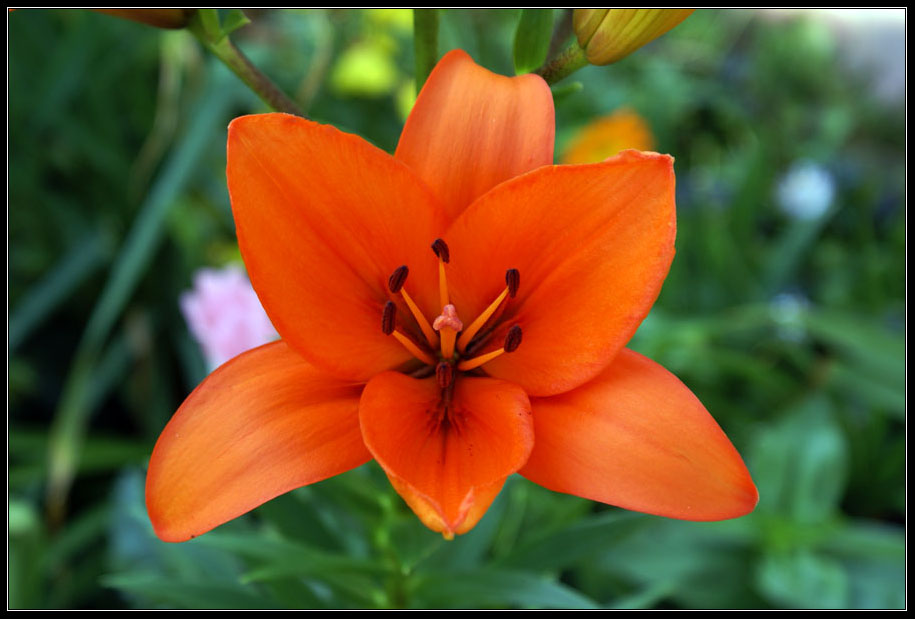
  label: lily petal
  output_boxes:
[521,348,758,520]
[396,49,555,222]
[446,150,676,397]
[227,114,446,382]
[359,372,533,536]
[146,342,370,542]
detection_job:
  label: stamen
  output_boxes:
[392,330,437,366]
[436,361,453,389]
[432,238,451,307]
[438,262,449,308]
[456,348,504,372]
[381,301,396,335]
[506,268,520,298]
[433,304,463,359]
[456,324,522,372]
[456,269,519,352]
[430,238,450,263]
[456,288,507,352]
[382,299,436,365]
[388,265,437,346]
[388,265,409,293]
[401,290,438,347]
[504,324,523,352]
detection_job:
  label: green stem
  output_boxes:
[187,10,303,116]
[202,35,304,116]
[535,40,588,85]
[413,9,440,90]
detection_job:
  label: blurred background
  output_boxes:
[8,9,905,609]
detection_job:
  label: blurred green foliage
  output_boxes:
[9,9,904,609]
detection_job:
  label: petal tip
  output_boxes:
[614,148,675,166]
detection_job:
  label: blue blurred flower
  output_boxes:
[777,161,835,221]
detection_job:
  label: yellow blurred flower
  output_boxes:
[561,108,655,165]
[574,9,694,65]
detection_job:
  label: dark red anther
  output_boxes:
[505,268,520,298]
[381,301,396,335]
[504,324,523,352]
[436,361,454,389]
[388,265,409,293]
[431,238,450,263]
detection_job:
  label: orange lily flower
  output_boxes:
[146,49,757,542]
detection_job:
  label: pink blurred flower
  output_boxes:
[179,265,277,370]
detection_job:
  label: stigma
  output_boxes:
[380,239,523,383]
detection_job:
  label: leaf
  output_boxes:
[102,573,282,610]
[750,395,848,524]
[606,581,677,610]
[11,427,149,475]
[804,309,904,396]
[820,521,904,562]
[221,9,251,36]
[196,532,387,608]
[196,533,385,576]
[410,568,599,609]
[493,510,649,571]
[551,81,583,105]
[9,227,111,352]
[513,9,554,75]
[756,550,848,609]
[194,9,223,42]
[595,518,757,608]
[820,521,905,609]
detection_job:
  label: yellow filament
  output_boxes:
[438,261,449,308]
[456,347,505,372]
[456,287,508,352]
[393,330,437,365]
[400,288,438,347]
[440,328,457,360]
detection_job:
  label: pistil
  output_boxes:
[433,304,463,359]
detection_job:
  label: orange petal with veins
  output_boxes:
[146,342,370,542]
[228,114,445,381]
[396,49,555,222]
[521,348,758,520]
[359,371,533,536]
[446,150,676,397]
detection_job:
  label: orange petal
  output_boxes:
[359,372,533,536]
[396,49,555,222]
[228,114,446,381]
[521,348,758,520]
[445,150,676,397]
[146,342,370,542]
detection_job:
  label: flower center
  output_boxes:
[381,238,522,386]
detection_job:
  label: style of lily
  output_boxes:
[147,49,757,542]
